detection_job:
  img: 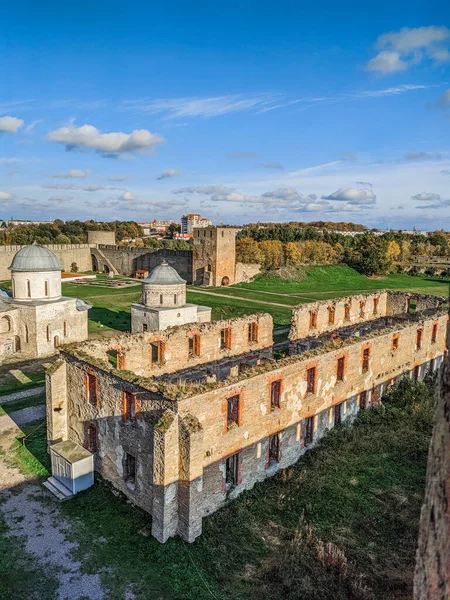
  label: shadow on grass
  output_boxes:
[89,307,131,332]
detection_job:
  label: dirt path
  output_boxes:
[0,385,45,403]
[0,413,105,600]
[188,289,295,308]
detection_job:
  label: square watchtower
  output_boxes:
[192,227,236,286]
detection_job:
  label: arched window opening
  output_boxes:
[0,315,12,333]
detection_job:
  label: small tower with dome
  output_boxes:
[131,260,211,333]
[0,243,90,361]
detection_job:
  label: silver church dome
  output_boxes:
[8,243,63,272]
[143,260,186,285]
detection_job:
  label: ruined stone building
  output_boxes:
[0,243,90,362]
[131,260,211,333]
[46,291,447,543]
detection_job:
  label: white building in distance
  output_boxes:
[0,243,90,362]
[131,260,211,333]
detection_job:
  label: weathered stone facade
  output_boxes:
[192,227,236,286]
[46,292,447,543]
[414,349,450,599]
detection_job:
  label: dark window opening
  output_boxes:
[27,280,31,298]
[143,323,148,332]
[344,304,351,321]
[359,391,367,409]
[413,365,420,381]
[359,300,365,318]
[305,416,314,445]
[373,297,379,315]
[227,395,240,428]
[362,348,370,372]
[85,423,98,453]
[248,321,258,343]
[150,341,163,365]
[225,452,240,490]
[268,433,281,465]
[309,311,318,329]
[87,372,98,406]
[431,323,438,343]
[220,327,232,350]
[416,328,423,350]
[407,299,416,314]
[271,380,281,410]
[107,349,118,367]
[392,334,399,350]
[123,391,137,421]
[306,367,316,394]
[188,334,201,358]
[124,452,136,485]
[336,356,345,382]
[334,402,343,426]
[328,306,335,325]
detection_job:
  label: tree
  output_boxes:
[284,242,301,266]
[236,238,263,264]
[386,240,401,262]
[259,240,284,270]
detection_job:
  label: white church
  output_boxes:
[0,243,90,362]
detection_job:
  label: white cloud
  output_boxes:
[52,169,91,179]
[48,195,72,202]
[122,94,277,119]
[120,191,136,201]
[434,89,450,109]
[24,119,43,134]
[0,191,14,200]
[366,26,450,74]
[47,123,163,156]
[412,192,441,201]
[366,51,408,74]
[264,162,284,170]
[321,188,376,205]
[157,169,183,180]
[108,175,129,181]
[173,185,234,195]
[405,151,442,161]
[0,116,24,133]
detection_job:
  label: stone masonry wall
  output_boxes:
[180,312,448,523]
[414,351,450,598]
[0,244,92,280]
[70,313,273,378]
[289,292,388,340]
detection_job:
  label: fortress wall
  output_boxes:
[98,246,193,281]
[0,244,92,280]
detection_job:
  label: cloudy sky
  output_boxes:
[1,1,449,229]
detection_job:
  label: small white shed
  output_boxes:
[49,440,94,496]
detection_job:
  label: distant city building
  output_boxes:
[181,214,212,235]
[0,219,53,228]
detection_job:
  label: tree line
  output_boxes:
[237,229,450,276]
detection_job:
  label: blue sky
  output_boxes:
[1,1,449,229]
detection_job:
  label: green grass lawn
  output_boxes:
[5,376,432,600]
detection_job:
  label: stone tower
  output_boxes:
[192,226,236,286]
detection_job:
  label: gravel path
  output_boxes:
[0,485,105,600]
[189,288,294,308]
[0,385,45,403]
[8,404,46,426]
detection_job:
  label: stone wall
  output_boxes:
[235,262,261,284]
[414,352,450,598]
[0,244,92,280]
[289,292,389,340]
[53,307,448,543]
[70,313,274,378]
[98,246,193,281]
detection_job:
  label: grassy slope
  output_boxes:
[9,377,433,600]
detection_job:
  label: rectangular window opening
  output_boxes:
[359,390,367,409]
[344,304,351,321]
[268,433,281,465]
[85,423,98,453]
[431,323,438,343]
[248,321,258,343]
[362,348,370,372]
[150,341,163,365]
[189,334,201,358]
[225,452,239,491]
[227,395,240,428]
[336,356,345,382]
[309,311,318,329]
[334,402,343,426]
[270,380,281,410]
[392,334,399,350]
[305,416,314,445]
[124,452,136,485]
[416,329,423,350]
[373,297,379,315]
[306,367,316,394]
[87,372,98,406]
[220,327,232,350]
[328,306,335,325]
